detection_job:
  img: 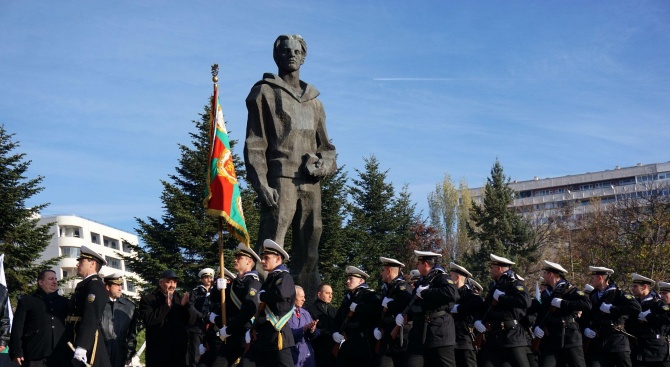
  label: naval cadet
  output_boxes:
[628,273,668,367]
[101,273,138,367]
[65,245,112,367]
[449,262,483,367]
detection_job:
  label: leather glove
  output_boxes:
[533,326,544,338]
[73,347,87,364]
[638,309,652,321]
[373,328,382,340]
[395,313,405,327]
[584,328,596,338]
[350,302,357,312]
[216,278,226,290]
[198,344,206,354]
[600,303,612,314]
[416,285,429,298]
[474,320,487,333]
[245,330,251,344]
[551,298,563,308]
[218,326,230,341]
[209,313,218,324]
[450,304,459,313]
[493,289,505,301]
[332,332,345,344]
[381,297,393,308]
[257,290,265,303]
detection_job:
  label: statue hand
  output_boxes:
[259,185,279,209]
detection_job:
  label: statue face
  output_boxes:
[275,38,305,73]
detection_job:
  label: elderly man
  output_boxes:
[627,273,667,366]
[101,273,138,367]
[65,245,111,367]
[188,267,214,367]
[449,262,484,367]
[332,266,381,367]
[288,285,319,367]
[241,239,296,367]
[10,269,69,366]
[139,269,197,367]
[305,283,337,367]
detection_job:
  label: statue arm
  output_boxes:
[311,100,336,177]
[245,88,278,207]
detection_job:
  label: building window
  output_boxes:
[554,188,566,194]
[61,246,81,258]
[103,236,119,250]
[637,174,656,183]
[105,256,122,270]
[59,226,83,238]
[62,270,69,278]
[658,172,670,180]
[619,178,635,185]
[122,242,132,253]
[578,184,593,191]
[91,232,100,244]
[126,280,136,292]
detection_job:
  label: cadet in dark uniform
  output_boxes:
[628,273,668,367]
[204,244,262,367]
[241,239,296,367]
[373,257,412,367]
[332,265,381,367]
[532,260,591,367]
[474,253,532,367]
[449,262,483,367]
[639,281,670,366]
[582,266,640,367]
[66,245,112,367]
[101,273,138,367]
[403,250,459,367]
[188,267,214,367]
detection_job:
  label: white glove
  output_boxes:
[350,302,358,312]
[198,343,206,354]
[373,327,382,340]
[493,289,505,301]
[395,314,405,327]
[245,330,251,344]
[216,278,226,290]
[600,303,612,314]
[584,328,596,339]
[533,326,544,338]
[73,347,87,364]
[257,290,265,303]
[218,326,230,341]
[638,309,651,321]
[209,313,218,324]
[381,297,393,308]
[551,298,563,308]
[474,320,487,333]
[332,331,345,344]
[416,285,429,298]
[450,304,459,314]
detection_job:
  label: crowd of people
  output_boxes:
[4,241,670,367]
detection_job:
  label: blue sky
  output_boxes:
[1,1,669,235]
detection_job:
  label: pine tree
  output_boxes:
[464,159,535,283]
[0,124,59,301]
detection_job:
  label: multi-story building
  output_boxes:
[469,161,670,223]
[36,214,143,297]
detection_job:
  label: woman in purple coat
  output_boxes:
[289,286,320,367]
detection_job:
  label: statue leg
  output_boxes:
[256,176,298,252]
[291,181,322,301]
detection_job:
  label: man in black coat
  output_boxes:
[627,273,668,367]
[449,262,483,367]
[305,283,337,367]
[66,245,112,367]
[101,273,138,367]
[9,269,69,366]
[139,269,197,367]
[332,265,381,367]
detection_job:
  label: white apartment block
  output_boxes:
[469,161,670,223]
[36,215,143,297]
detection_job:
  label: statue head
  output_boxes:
[273,34,308,72]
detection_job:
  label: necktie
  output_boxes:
[296,308,300,319]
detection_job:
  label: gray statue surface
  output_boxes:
[244,34,337,297]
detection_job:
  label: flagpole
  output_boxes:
[211,64,227,329]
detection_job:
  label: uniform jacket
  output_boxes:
[377,275,413,354]
[9,288,68,363]
[453,283,484,350]
[101,296,138,367]
[139,287,197,367]
[305,298,337,367]
[407,265,460,349]
[209,271,262,349]
[66,274,111,367]
[533,278,591,350]
[289,306,319,367]
[188,283,212,334]
[627,291,670,362]
[256,265,296,351]
[334,283,381,358]
[479,269,531,349]
[583,283,641,353]
[244,73,336,188]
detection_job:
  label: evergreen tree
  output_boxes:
[464,159,534,283]
[0,124,59,301]
[125,106,257,290]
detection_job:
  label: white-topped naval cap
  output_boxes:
[346,265,369,280]
[379,257,405,268]
[588,266,614,275]
[261,239,290,261]
[631,273,654,285]
[490,253,515,266]
[449,262,473,278]
[542,260,568,275]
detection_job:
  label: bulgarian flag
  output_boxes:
[204,84,250,246]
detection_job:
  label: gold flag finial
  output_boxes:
[211,64,219,83]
